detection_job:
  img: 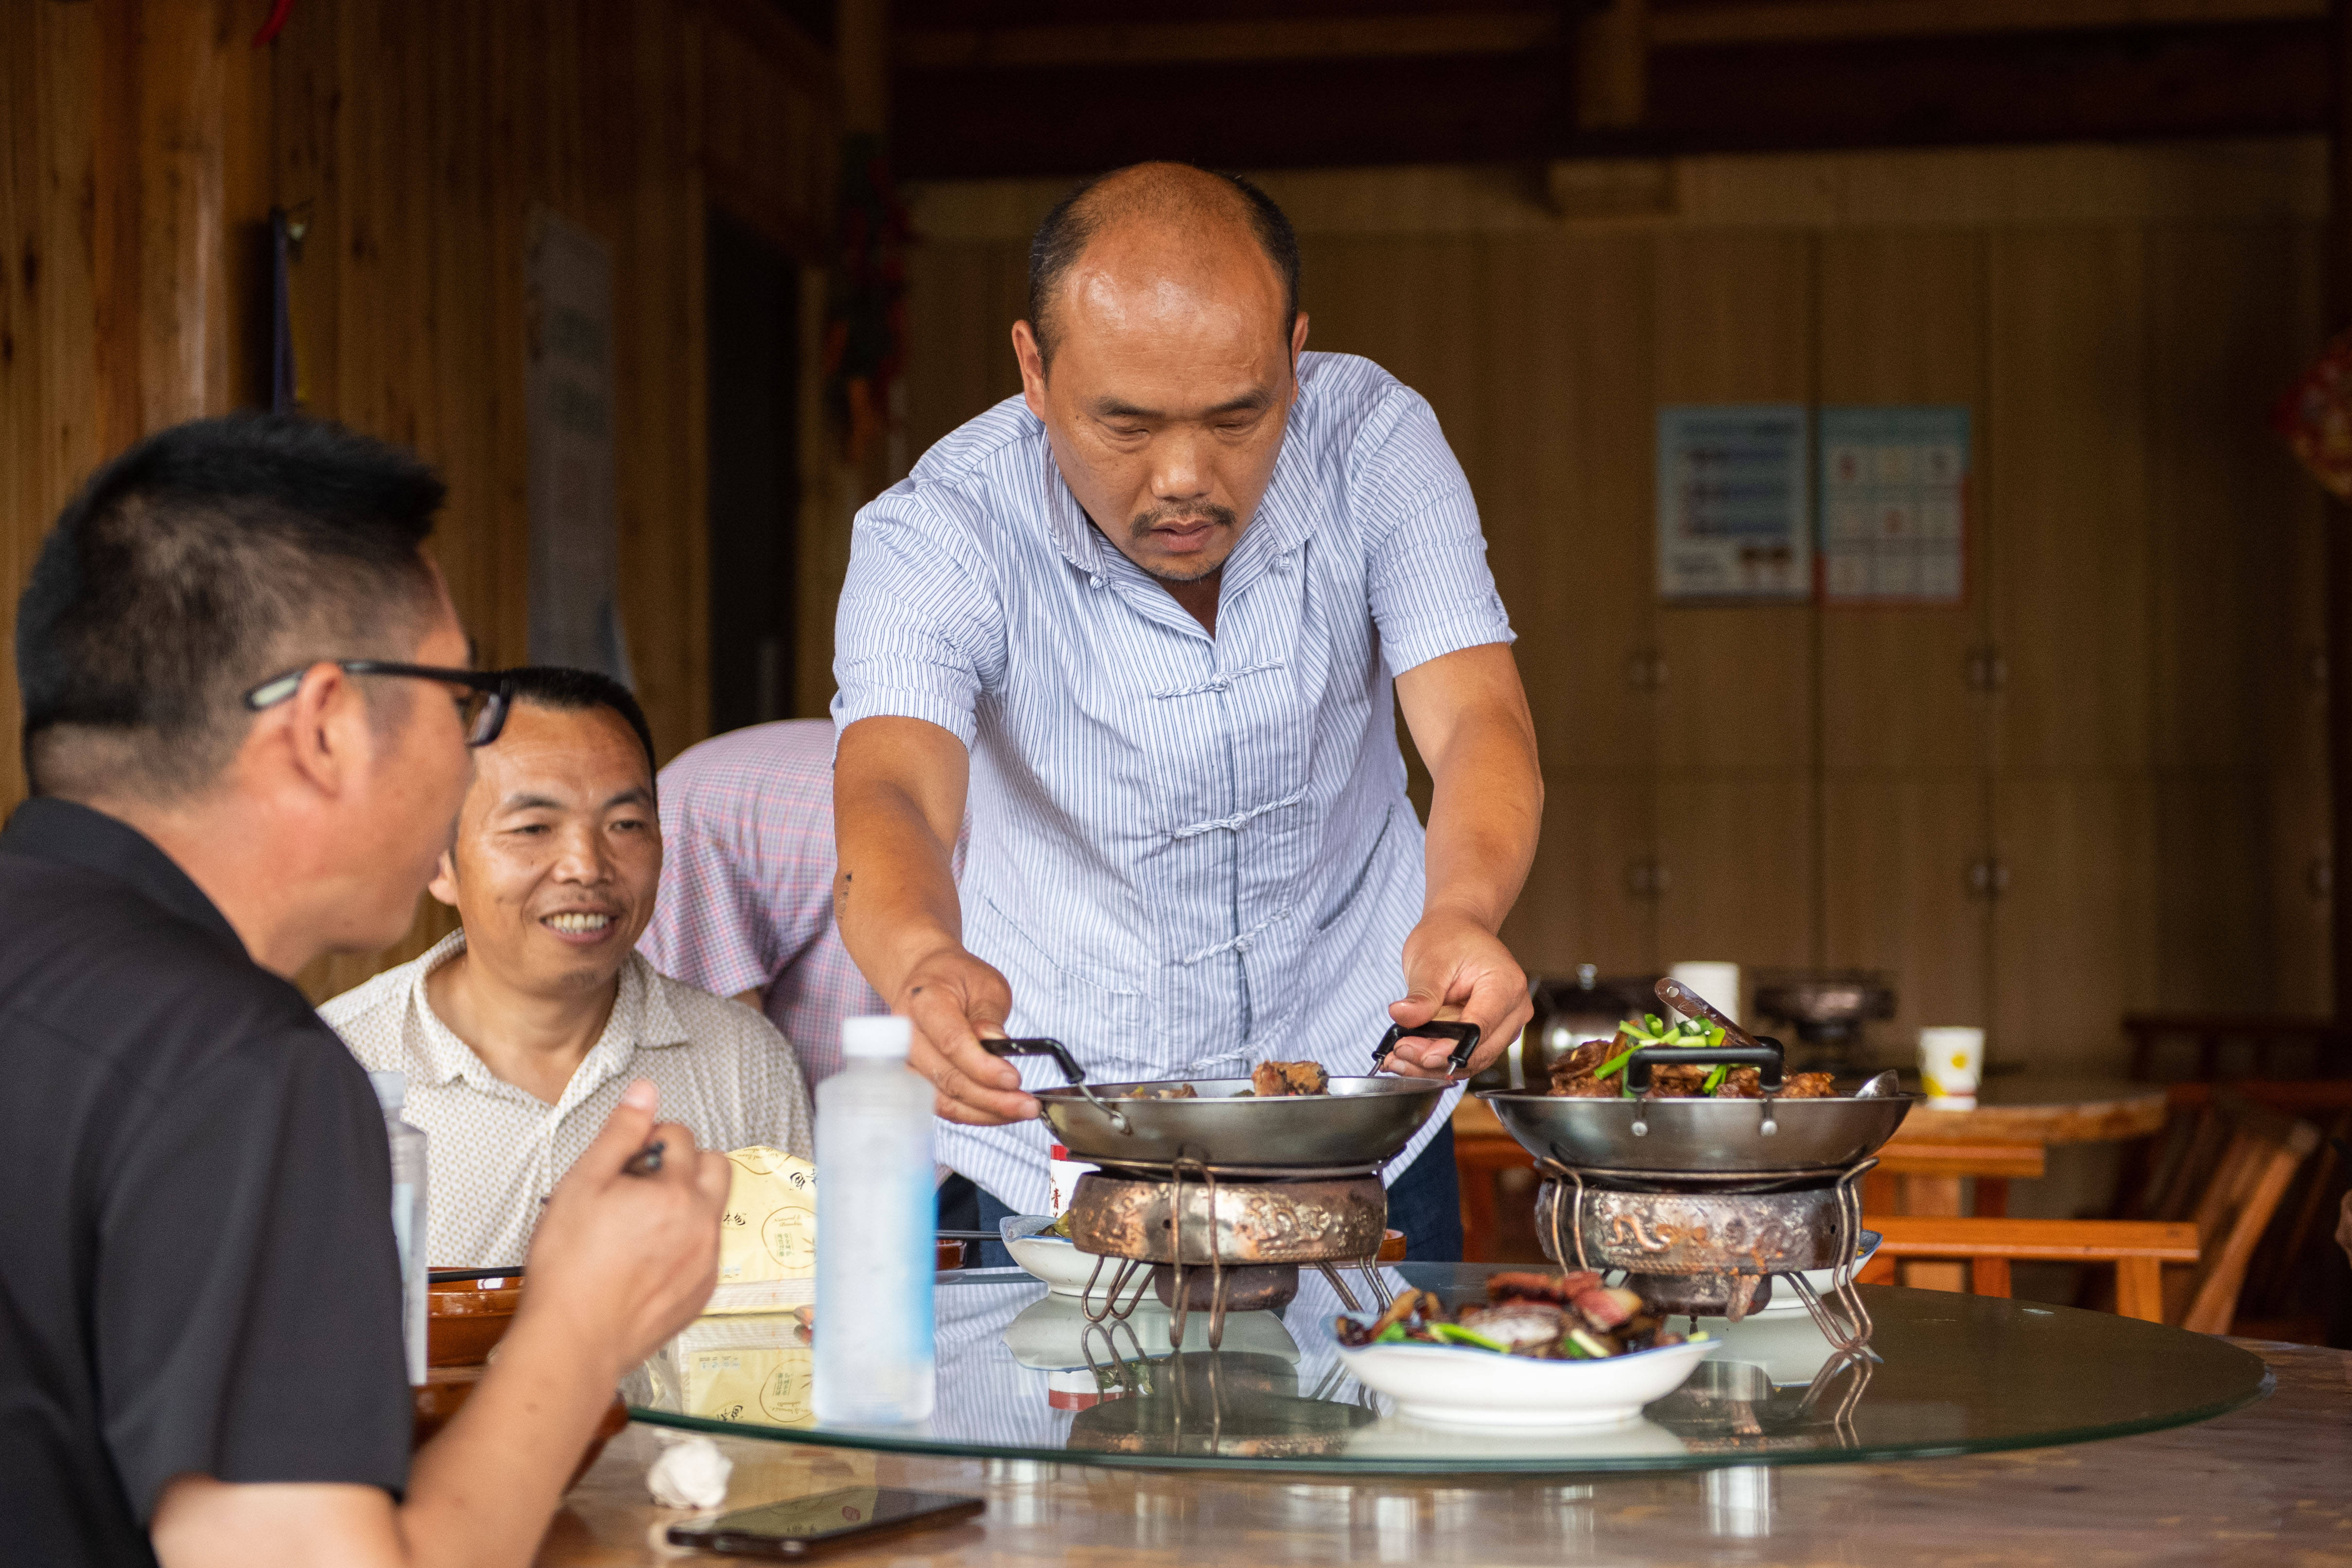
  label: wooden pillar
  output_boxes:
[91,0,266,445]
[1576,0,1649,133]
[2331,0,2352,1019]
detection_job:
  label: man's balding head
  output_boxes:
[1010,164,1312,604]
[1025,163,1300,370]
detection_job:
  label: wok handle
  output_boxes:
[980,1036,1088,1084]
[1623,1042,1785,1093]
[1372,1019,1482,1075]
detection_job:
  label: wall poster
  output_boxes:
[526,209,634,685]
[1818,406,1969,605]
[1655,404,1812,601]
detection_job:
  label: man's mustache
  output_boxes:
[1129,502,1238,540]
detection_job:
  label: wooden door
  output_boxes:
[1652,230,1819,976]
[1816,229,1995,1045]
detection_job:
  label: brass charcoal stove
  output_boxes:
[1066,1158,1398,1350]
[1001,1023,1479,1353]
[1534,1158,1877,1350]
[1482,979,1916,1355]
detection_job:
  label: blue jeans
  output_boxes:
[938,1121,1464,1268]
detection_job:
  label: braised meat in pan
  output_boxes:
[1249,1060,1330,1097]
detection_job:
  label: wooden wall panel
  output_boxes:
[1505,769,1659,976]
[6,0,841,1002]
[1822,772,1988,1043]
[1816,229,1991,774]
[1986,226,2154,773]
[1814,228,1996,1039]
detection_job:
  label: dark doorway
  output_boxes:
[706,206,801,732]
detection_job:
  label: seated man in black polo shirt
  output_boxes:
[0,414,731,1568]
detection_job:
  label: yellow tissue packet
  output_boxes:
[627,1313,814,1426]
[709,1147,816,1314]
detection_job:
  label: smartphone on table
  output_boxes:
[665,1486,983,1559]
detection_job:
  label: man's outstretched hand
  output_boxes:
[1383,910,1531,1080]
[896,943,1040,1125]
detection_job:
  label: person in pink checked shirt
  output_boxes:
[636,719,884,1090]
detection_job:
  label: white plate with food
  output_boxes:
[1750,1231,1882,1316]
[1000,1214,1117,1297]
[1329,1275,1714,1429]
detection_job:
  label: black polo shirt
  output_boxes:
[0,799,410,1567]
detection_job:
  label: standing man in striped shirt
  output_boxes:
[832,162,1542,1257]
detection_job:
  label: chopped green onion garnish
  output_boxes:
[1430,1323,1510,1352]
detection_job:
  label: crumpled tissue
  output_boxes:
[645,1431,732,1510]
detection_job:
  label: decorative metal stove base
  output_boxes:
[1068,1161,1396,1350]
[1534,1157,1878,1354]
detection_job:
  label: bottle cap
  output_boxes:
[368,1069,407,1112]
[841,1014,914,1060]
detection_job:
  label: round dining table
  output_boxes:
[1886,1074,2169,1146]
[526,1266,2348,1566]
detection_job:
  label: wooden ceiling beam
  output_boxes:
[895,12,1561,70]
[895,16,2328,178]
[1648,0,2325,48]
[1638,18,2329,151]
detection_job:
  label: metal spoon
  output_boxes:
[1653,976,1769,1052]
[1855,1071,1901,1098]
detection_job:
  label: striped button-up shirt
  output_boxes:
[833,351,1514,1215]
[637,719,884,1088]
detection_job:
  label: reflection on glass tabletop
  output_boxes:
[623,1264,2269,1475]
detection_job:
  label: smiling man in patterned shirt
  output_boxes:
[833,163,1544,1254]
[326,668,812,1267]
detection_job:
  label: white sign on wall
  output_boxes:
[1819,406,1970,606]
[1655,404,1812,601]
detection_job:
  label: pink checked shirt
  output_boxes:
[637,720,880,1087]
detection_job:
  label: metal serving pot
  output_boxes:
[1480,1042,1918,1177]
[992,1023,1479,1169]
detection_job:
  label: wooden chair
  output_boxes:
[1855,1218,2197,1322]
[2122,1013,2352,1081]
[1864,1138,2045,1220]
[2113,1090,2328,1334]
[2166,1098,2322,1332]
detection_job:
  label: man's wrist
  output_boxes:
[504,1293,630,1392]
[1417,896,1504,936]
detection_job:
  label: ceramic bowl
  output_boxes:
[427,1267,524,1367]
[1331,1322,1715,1429]
[1000,1215,1120,1297]
[1752,1231,1882,1316]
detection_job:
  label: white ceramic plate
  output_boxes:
[1331,1323,1715,1429]
[998,1215,1115,1297]
[1751,1231,1882,1315]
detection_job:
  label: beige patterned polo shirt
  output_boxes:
[322,931,814,1268]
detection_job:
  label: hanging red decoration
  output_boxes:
[2273,328,2352,503]
[823,133,910,468]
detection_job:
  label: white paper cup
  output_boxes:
[1919,1027,1985,1108]
[1668,961,1742,1027]
[1048,1145,1097,1215]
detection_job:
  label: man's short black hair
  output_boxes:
[18,413,447,800]
[1026,163,1300,366]
[500,666,659,789]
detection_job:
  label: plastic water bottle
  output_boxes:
[813,1015,936,1424]
[369,1070,430,1386]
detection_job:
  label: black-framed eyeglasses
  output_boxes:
[242,661,515,748]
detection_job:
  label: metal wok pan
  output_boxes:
[1040,1076,1449,1167]
[992,1023,1476,1169]
[1481,1043,1917,1176]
